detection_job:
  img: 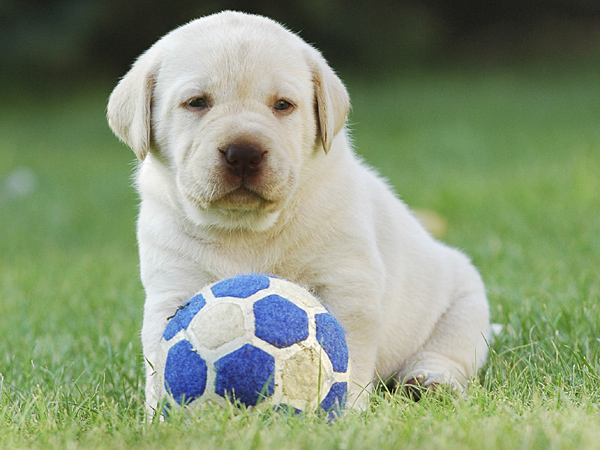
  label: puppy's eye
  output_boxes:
[273,100,293,112]
[186,97,208,110]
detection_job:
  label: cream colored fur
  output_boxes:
[107,11,491,412]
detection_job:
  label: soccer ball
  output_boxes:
[150,274,351,416]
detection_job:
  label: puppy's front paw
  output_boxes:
[345,380,373,412]
[403,369,465,401]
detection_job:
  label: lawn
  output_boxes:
[1,64,599,449]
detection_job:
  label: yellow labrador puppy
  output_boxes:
[108,11,491,411]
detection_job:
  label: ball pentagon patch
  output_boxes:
[315,313,349,373]
[163,294,206,341]
[254,295,309,348]
[211,274,270,299]
[150,274,351,416]
[215,344,275,407]
[164,340,208,405]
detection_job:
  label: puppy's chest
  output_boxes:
[197,236,307,283]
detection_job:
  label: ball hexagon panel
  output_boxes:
[164,339,208,405]
[189,301,246,350]
[214,344,275,407]
[163,294,206,340]
[281,346,324,401]
[211,274,270,298]
[315,313,349,373]
[254,294,309,348]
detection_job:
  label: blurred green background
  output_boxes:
[2,0,600,84]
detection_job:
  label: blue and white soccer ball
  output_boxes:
[150,274,351,416]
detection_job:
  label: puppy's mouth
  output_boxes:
[185,183,274,212]
[216,185,273,209]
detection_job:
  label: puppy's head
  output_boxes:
[108,11,349,231]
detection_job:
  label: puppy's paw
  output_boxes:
[402,369,465,401]
[346,381,373,412]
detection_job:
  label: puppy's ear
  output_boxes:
[307,48,350,153]
[107,48,161,161]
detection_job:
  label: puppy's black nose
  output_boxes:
[223,145,263,178]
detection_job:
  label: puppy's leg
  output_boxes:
[344,317,379,411]
[399,265,490,398]
[141,293,194,414]
[316,281,382,412]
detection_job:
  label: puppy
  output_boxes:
[107,11,491,412]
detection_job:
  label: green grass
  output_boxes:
[1,64,599,449]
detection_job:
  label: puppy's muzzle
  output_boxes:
[222,144,264,180]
